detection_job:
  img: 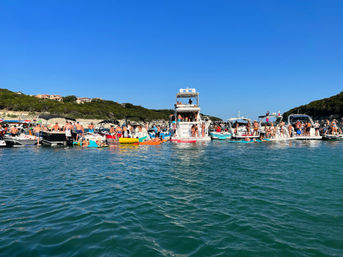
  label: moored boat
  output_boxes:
[170,88,211,143]
[258,113,293,141]
[229,117,259,140]
[287,114,322,140]
[3,134,37,147]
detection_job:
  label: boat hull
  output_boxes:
[210,132,232,140]
[4,136,37,147]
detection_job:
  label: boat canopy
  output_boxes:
[287,114,314,125]
[99,119,120,125]
[38,114,76,121]
[227,117,251,123]
[176,88,199,106]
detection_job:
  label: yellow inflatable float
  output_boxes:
[119,138,139,144]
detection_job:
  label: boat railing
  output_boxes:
[175,103,198,107]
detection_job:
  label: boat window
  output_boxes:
[177,112,198,122]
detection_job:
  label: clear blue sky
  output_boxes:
[1,0,342,119]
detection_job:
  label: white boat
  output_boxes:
[258,113,293,141]
[210,122,232,140]
[170,88,211,143]
[287,114,322,140]
[210,131,232,140]
[0,136,6,147]
[228,117,259,140]
[3,134,37,147]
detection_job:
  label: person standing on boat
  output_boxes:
[288,124,294,137]
[64,122,73,142]
[10,125,19,136]
[122,126,130,138]
[75,122,84,140]
[201,123,206,137]
[88,123,95,133]
[246,121,251,135]
[314,121,320,136]
[53,122,60,132]
[0,124,4,136]
[253,120,259,136]
[295,120,301,136]
[33,124,41,145]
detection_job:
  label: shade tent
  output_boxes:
[99,120,120,125]
[38,114,76,121]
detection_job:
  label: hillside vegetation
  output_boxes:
[283,91,343,120]
[0,89,221,121]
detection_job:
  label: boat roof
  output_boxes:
[38,114,76,121]
[227,117,251,122]
[288,114,311,118]
[176,92,199,98]
[176,88,199,98]
[258,114,282,119]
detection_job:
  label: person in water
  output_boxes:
[152,135,161,142]
[82,138,89,147]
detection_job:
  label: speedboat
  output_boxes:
[210,122,232,140]
[3,134,37,147]
[210,131,232,140]
[322,134,343,141]
[258,113,293,141]
[41,131,75,146]
[228,117,259,140]
[0,135,6,147]
[287,114,322,140]
[170,88,211,143]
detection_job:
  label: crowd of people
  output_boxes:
[211,118,343,138]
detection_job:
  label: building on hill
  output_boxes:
[36,94,50,99]
[76,97,92,104]
[35,94,63,101]
[49,95,63,101]
[92,97,103,102]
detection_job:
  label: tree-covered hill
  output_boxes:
[283,91,343,120]
[0,89,221,121]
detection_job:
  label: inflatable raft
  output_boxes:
[119,138,139,144]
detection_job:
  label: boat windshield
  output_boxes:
[258,115,282,126]
[288,115,312,125]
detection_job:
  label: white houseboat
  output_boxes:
[170,88,211,143]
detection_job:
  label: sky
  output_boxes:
[0,0,342,119]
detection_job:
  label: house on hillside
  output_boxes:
[91,97,103,102]
[35,94,63,101]
[76,97,92,104]
[49,95,63,101]
[36,94,50,99]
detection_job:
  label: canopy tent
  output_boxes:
[38,114,76,121]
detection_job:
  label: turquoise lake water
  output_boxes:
[1,141,343,256]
